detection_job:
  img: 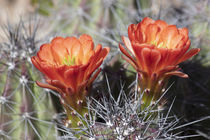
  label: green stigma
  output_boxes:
[157,42,164,48]
[151,40,158,46]
[63,55,76,66]
[151,41,165,48]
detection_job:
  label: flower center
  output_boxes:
[63,55,76,66]
[151,41,165,48]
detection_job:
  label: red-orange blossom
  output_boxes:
[32,34,109,97]
[31,34,109,127]
[119,17,200,104]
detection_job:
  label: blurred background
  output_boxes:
[0,0,210,139]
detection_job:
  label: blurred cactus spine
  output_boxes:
[19,63,39,139]
[0,65,13,139]
[0,19,46,139]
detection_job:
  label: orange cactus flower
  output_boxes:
[31,34,109,127]
[119,17,200,106]
[32,34,109,96]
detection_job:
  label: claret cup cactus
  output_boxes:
[31,34,109,129]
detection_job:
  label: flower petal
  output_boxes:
[132,43,155,70]
[177,48,200,64]
[165,71,188,78]
[119,43,137,66]
[37,44,54,63]
[79,34,94,53]
[122,36,134,55]
[51,38,68,64]
[128,24,138,42]
[141,47,161,74]
[145,23,160,43]
[158,25,179,48]
[155,20,167,30]
[36,81,63,93]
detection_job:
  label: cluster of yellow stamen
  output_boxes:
[63,55,76,66]
[151,40,164,48]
